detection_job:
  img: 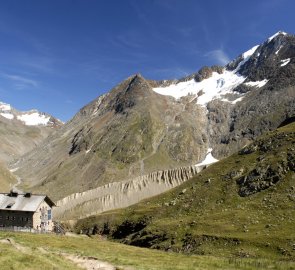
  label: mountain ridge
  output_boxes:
[0,101,63,165]
[0,101,63,127]
[9,31,295,221]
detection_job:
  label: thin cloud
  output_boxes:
[177,27,194,38]
[205,49,230,65]
[65,99,74,104]
[146,66,193,80]
[20,55,55,74]
[111,30,145,49]
[1,72,38,89]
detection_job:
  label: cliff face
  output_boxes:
[54,165,201,220]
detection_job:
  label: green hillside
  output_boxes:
[0,231,294,270]
[75,122,295,261]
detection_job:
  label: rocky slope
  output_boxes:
[0,162,16,192]
[54,165,201,220]
[13,74,209,200]
[76,121,295,259]
[0,102,63,164]
[12,31,295,217]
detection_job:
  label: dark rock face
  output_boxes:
[237,165,285,197]
[113,74,150,114]
[193,66,224,82]
[111,217,149,239]
[210,32,295,158]
[236,130,295,196]
[69,127,93,155]
[239,34,295,82]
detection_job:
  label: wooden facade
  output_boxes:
[0,191,55,232]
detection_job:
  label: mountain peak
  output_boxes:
[267,31,288,43]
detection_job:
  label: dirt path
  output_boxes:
[62,254,116,270]
[1,237,29,252]
[0,238,118,270]
[10,174,23,193]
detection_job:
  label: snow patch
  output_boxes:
[153,70,246,106]
[0,102,11,111]
[1,113,14,120]
[242,45,259,59]
[92,94,106,116]
[235,45,259,72]
[230,96,244,104]
[275,45,283,55]
[268,31,287,42]
[195,148,219,167]
[244,79,269,88]
[221,96,244,105]
[280,58,290,67]
[17,112,50,126]
[85,145,94,154]
[9,168,19,173]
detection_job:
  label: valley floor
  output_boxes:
[0,231,295,270]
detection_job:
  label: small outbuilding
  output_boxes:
[0,191,55,232]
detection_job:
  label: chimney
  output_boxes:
[24,192,32,198]
[9,190,18,197]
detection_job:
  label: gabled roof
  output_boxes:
[0,192,55,212]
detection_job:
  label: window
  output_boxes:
[12,217,15,221]
[6,202,14,209]
[0,216,2,220]
[48,209,52,220]
[6,216,9,220]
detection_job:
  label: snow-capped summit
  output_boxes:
[152,31,295,106]
[0,101,62,127]
[16,111,51,126]
[0,102,12,111]
[267,31,287,42]
[0,102,15,120]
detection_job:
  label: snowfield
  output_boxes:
[152,42,271,105]
[0,102,12,111]
[0,113,14,120]
[153,69,246,106]
[17,112,50,126]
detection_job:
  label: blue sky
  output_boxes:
[0,0,294,121]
